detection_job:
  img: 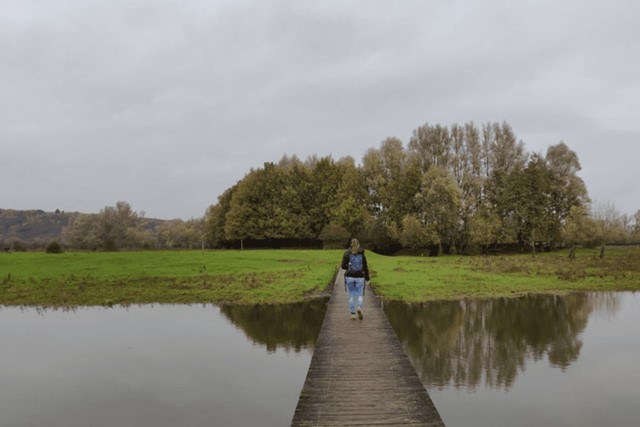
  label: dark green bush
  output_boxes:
[46,240,63,254]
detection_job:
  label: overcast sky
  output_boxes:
[2,0,639,220]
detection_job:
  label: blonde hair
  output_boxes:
[350,238,360,254]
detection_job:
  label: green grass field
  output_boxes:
[367,247,640,301]
[1,247,639,307]
[0,250,341,307]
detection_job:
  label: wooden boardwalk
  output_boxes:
[291,270,445,426]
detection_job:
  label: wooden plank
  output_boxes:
[291,269,445,426]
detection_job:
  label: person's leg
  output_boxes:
[346,277,357,315]
[355,278,364,319]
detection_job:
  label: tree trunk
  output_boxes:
[530,228,536,257]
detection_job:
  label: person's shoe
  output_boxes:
[357,308,364,320]
[350,313,356,320]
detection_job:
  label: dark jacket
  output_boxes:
[341,249,370,281]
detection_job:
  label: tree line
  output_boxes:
[1,204,204,251]
[62,202,205,251]
[205,121,640,255]
[3,121,638,254]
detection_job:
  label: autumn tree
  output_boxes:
[562,205,592,259]
[484,122,528,246]
[97,201,139,250]
[224,163,303,241]
[205,185,236,248]
[305,156,343,237]
[213,156,365,247]
[361,138,421,250]
[633,210,640,242]
[156,218,204,249]
[331,156,370,236]
[204,120,594,255]
[591,201,625,258]
[396,214,433,251]
[467,208,502,254]
[449,122,484,252]
[63,201,145,250]
[408,123,451,172]
[363,138,420,223]
[63,213,101,249]
[545,142,590,245]
[414,166,462,254]
[508,154,555,255]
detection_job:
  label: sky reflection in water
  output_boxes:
[0,299,327,427]
[3,293,637,427]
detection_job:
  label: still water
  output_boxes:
[3,293,638,427]
[0,299,327,427]
[385,292,640,427]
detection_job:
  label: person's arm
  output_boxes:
[362,251,370,282]
[340,251,349,271]
[341,252,348,292]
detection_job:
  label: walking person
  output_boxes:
[341,238,370,320]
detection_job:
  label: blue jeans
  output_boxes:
[345,277,365,313]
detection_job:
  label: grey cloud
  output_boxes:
[1,0,639,218]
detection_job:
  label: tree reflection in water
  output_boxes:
[384,293,620,390]
[219,298,328,353]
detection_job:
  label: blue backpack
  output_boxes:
[348,252,364,274]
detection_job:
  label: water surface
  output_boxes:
[0,299,327,427]
[385,292,640,427]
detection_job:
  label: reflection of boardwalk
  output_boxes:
[291,270,445,426]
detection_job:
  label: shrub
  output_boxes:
[46,240,64,254]
[7,239,27,252]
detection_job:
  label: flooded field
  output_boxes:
[0,300,326,427]
[3,292,638,426]
[385,292,640,427]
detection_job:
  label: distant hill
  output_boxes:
[0,209,73,248]
[0,208,171,249]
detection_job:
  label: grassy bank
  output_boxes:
[1,248,639,307]
[0,250,341,307]
[368,246,640,301]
